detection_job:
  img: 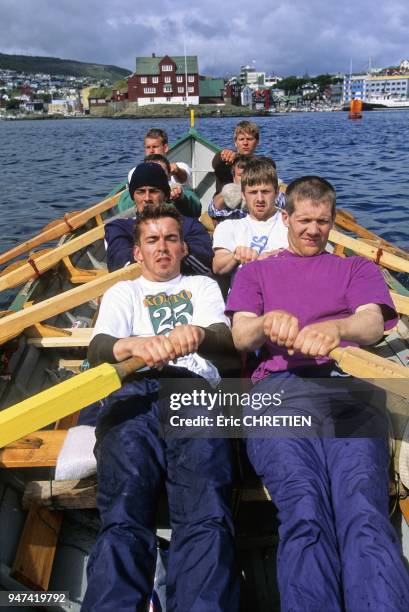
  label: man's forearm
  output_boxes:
[232,314,266,352]
[213,249,238,275]
[335,307,385,346]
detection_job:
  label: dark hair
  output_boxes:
[134,203,183,245]
[144,128,168,145]
[241,157,278,191]
[231,154,253,176]
[285,176,336,217]
[254,155,276,170]
[144,153,171,175]
[234,120,260,141]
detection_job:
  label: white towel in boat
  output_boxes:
[55,425,97,481]
[399,420,409,490]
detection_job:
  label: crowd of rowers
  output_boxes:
[81,122,409,611]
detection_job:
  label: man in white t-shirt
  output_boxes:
[212,158,288,277]
[83,204,239,612]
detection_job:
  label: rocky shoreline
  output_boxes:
[1,104,278,121]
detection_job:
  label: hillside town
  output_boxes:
[1,54,409,118]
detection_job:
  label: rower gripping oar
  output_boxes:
[0,356,145,449]
[1,345,409,449]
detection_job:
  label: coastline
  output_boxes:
[1,104,278,121]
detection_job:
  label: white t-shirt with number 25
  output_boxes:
[93,274,229,381]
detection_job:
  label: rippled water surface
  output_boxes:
[0,112,408,254]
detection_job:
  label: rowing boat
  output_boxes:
[0,126,408,610]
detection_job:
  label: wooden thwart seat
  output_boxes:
[0,430,68,468]
[21,476,272,511]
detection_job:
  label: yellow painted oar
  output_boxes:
[0,356,145,449]
[0,190,123,267]
[1,345,409,449]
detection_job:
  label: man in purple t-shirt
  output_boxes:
[227,176,409,610]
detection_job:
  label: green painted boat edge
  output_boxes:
[105,128,220,210]
[105,128,219,198]
[170,128,221,154]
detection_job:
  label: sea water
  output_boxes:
[0,112,408,306]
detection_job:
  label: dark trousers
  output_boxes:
[246,369,409,612]
[82,373,239,612]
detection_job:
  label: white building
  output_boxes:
[241,85,253,108]
[342,73,409,103]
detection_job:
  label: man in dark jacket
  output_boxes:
[105,163,213,276]
[212,121,259,193]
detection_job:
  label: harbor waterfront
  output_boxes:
[0,111,408,305]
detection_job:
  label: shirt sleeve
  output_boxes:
[105,219,134,272]
[212,220,235,251]
[173,188,201,218]
[176,162,192,185]
[182,217,213,275]
[208,197,246,219]
[346,257,398,329]
[212,151,233,193]
[192,277,230,328]
[225,262,264,317]
[93,282,139,339]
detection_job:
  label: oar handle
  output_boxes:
[113,356,147,381]
[329,347,343,362]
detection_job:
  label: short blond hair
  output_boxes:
[234,121,259,141]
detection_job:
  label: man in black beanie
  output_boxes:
[105,163,213,275]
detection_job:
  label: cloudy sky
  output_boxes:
[1,0,408,77]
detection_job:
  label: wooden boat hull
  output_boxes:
[0,127,408,608]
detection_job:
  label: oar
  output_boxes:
[0,356,145,449]
[0,190,124,267]
[0,225,105,292]
[1,345,408,449]
[331,346,409,398]
[335,210,409,260]
[329,228,409,274]
[0,263,141,345]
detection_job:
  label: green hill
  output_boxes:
[0,53,131,81]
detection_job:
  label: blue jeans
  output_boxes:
[246,369,409,611]
[82,372,239,612]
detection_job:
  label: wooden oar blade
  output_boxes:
[0,363,121,449]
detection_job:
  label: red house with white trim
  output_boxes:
[127,54,199,106]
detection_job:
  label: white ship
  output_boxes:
[366,96,409,109]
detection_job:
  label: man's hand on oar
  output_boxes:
[0,344,409,450]
[112,325,205,369]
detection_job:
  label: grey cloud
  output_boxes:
[0,0,408,76]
